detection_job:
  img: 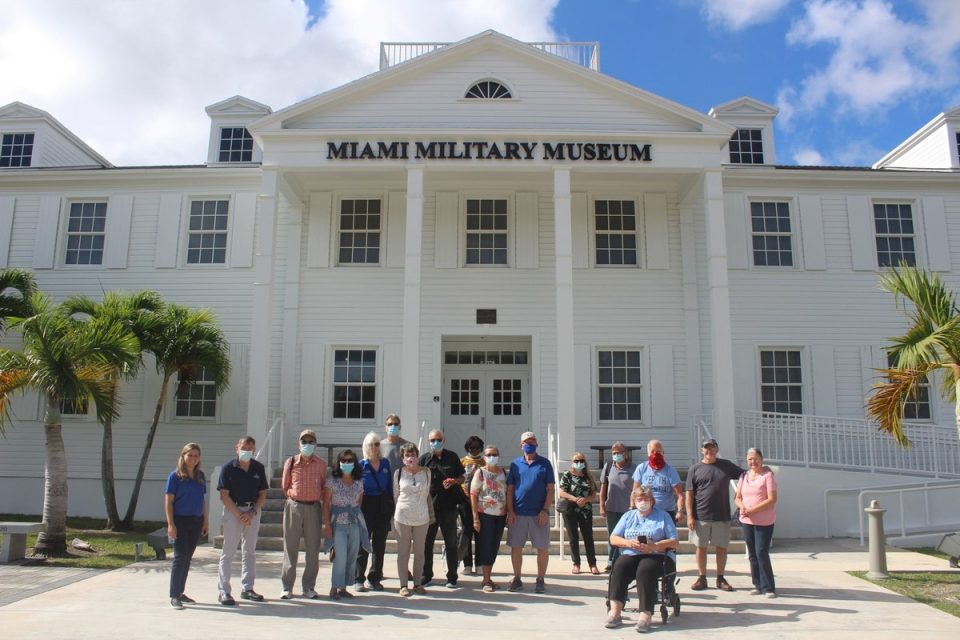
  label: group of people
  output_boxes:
[163,420,778,634]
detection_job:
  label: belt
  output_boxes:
[289,498,319,505]
[235,501,256,508]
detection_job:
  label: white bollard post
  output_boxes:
[865,499,889,579]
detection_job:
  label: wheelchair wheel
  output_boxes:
[660,604,668,625]
[671,592,681,617]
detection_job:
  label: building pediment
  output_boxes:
[0,101,111,168]
[709,97,779,118]
[205,95,272,117]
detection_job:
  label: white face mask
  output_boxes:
[485,455,499,466]
[636,500,653,512]
[238,449,254,462]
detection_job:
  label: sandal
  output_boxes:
[590,566,600,575]
[572,565,581,574]
[604,614,622,629]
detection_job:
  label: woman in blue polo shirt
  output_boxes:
[165,442,208,610]
[355,431,393,592]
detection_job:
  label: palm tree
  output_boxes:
[0,268,37,332]
[0,294,140,555]
[866,265,960,446]
[121,303,230,528]
[62,291,164,530]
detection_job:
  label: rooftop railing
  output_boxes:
[379,40,600,71]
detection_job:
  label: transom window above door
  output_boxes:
[465,198,508,265]
[444,350,528,365]
[338,198,381,264]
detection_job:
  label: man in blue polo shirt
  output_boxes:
[506,431,555,593]
[217,436,269,605]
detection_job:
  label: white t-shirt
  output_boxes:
[393,468,431,527]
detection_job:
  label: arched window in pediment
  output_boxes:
[465,80,512,100]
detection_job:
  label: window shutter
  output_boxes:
[847,195,875,271]
[644,193,669,269]
[306,192,332,268]
[381,342,402,414]
[229,192,257,268]
[219,343,248,424]
[732,343,757,410]
[515,191,539,269]
[434,191,459,269]
[386,191,406,268]
[571,192,589,269]
[723,193,748,269]
[103,194,133,269]
[0,196,14,267]
[798,194,826,270]
[140,353,168,422]
[922,197,950,271]
[574,344,592,426]
[299,343,325,425]
[811,345,837,416]
[649,345,675,426]
[154,193,182,268]
[33,196,60,269]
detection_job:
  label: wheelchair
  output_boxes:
[605,555,681,625]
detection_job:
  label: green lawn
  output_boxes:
[853,558,960,619]
[0,514,166,570]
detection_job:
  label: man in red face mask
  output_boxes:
[631,440,684,524]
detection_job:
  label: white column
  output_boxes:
[400,166,424,438]
[245,168,279,445]
[279,196,304,426]
[679,191,703,418]
[703,170,736,448]
[553,168,576,453]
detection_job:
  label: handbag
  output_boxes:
[556,498,574,515]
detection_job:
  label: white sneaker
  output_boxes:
[302,588,319,599]
[765,592,777,599]
[749,589,761,595]
[279,590,293,600]
[353,582,369,592]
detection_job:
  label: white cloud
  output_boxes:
[0,0,559,165]
[777,0,960,123]
[792,148,825,165]
[702,0,792,30]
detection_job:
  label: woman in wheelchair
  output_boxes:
[605,485,679,633]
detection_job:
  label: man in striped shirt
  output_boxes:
[280,429,328,599]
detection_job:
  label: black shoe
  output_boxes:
[420,577,433,586]
[240,590,264,602]
[369,581,385,592]
[170,598,184,610]
[218,592,237,606]
[178,594,196,604]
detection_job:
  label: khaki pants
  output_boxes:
[281,499,322,592]
[218,506,261,595]
[394,521,428,588]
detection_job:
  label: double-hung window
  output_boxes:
[759,349,803,414]
[187,199,229,264]
[750,201,793,267]
[595,200,638,266]
[338,199,381,264]
[218,127,253,163]
[874,203,916,267]
[0,132,34,167]
[465,198,507,265]
[729,128,763,164]
[65,202,107,265]
[597,349,642,421]
[332,349,376,419]
[175,367,217,418]
[59,397,89,417]
[887,353,931,420]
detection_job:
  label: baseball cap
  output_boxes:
[299,429,318,442]
[701,438,718,449]
[520,431,537,443]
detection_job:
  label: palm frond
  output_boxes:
[881,266,960,364]
[866,364,943,447]
[0,268,37,331]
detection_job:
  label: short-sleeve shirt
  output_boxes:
[360,458,392,497]
[282,454,327,503]
[328,476,364,525]
[461,454,486,494]
[559,470,595,517]
[685,458,744,522]
[611,507,677,560]
[217,458,268,504]
[393,468,431,527]
[419,449,465,512]
[601,461,637,513]
[165,471,206,517]
[507,455,555,516]
[380,437,411,477]
[471,467,507,516]
[632,462,682,512]
[737,470,777,526]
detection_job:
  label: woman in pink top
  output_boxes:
[735,448,777,598]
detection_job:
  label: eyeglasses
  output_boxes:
[300,440,316,445]
[572,459,586,463]
[429,439,443,444]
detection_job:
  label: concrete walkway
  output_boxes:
[0,538,957,638]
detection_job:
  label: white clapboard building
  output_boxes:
[1,31,958,538]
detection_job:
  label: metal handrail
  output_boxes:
[854,483,960,545]
[546,422,564,560]
[822,479,959,539]
[256,410,285,475]
[379,40,600,71]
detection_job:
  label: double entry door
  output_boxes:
[442,368,529,457]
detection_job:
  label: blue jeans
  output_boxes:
[742,523,775,593]
[331,521,362,589]
[169,515,203,598]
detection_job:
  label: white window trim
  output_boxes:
[334,192,386,267]
[589,194,643,269]
[594,345,647,427]
[460,193,514,268]
[59,198,109,268]
[169,369,221,423]
[747,196,802,270]
[58,398,93,421]
[756,346,808,415]
[871,198,923,269]
[327,344,382,425]
[727,126,767,165]
[181,195,232,267]
[460,77,517,101]
[0,130,37,168]
[216,125,255,164]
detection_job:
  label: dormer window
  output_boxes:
[729,128,764,164]
[0,132,34,167]
[218,127,253,163]
[465,80,512,99]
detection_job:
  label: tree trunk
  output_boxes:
[101,417,125,530]
[121,373,170,527]
[35,397,67,556]
[955,378,960,442]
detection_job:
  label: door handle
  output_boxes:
[480,416,486,432]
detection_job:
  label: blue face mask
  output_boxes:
[387,425,401,437]
[238,450,254,462]
[429,440,443,451]
[572,461,585,471]
[340,462,355,474]
[522,443,537,455]
[300,443,316,457]
[612,453,625,463]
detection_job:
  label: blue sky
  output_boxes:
[2,0,958,166]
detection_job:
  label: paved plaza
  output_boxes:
[0,538,957,638]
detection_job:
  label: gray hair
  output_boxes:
[631,484,655,503]
[362,431,380,459]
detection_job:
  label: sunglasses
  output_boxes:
[572,459,586,463]
[300,440,316,445]
[386,423,400,427]
[342,459,356,464]
[429,439,443,444]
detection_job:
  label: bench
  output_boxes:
[589,445,646,468]
[0,521,45,563]
[146,527,172,560]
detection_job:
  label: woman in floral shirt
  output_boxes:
[470,444,507,592]
[558,451,599,574]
